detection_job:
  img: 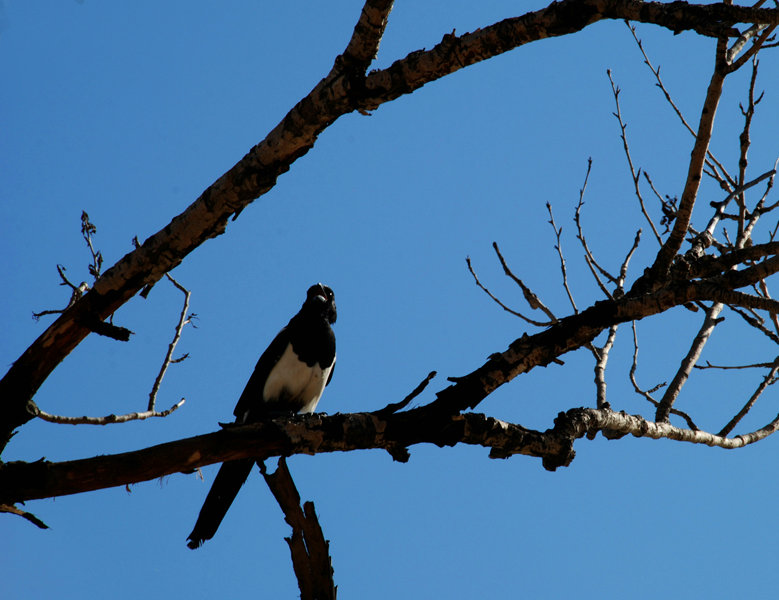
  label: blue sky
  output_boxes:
[3,1,779,598]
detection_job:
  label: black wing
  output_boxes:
[232,326,290,423]
[326,355,336,386]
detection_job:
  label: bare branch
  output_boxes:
[627,21,736,191]
[735,57,761,241]
[726,25,776,72]
[553,406,779,451]
[6,404,779,504]
[630,322,698,429]
[492,242,557,322]
[646,36,729,285]
[592,325,618,409]
[148,274,193,411]
[695,360,776,370]
[547,203,577,313]
[655,303,724,422]
[729,304,779,344]
[35,399,185,426]
[80,211,103,280]
[260,458,336,600]
[718,355,779,436]
[375,371,437,418]
[0,503,49,530]
[32,266,90,320]
[608,69,663,245]
[466,257,551,326]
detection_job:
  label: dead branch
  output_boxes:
[655,304,724,422]
[718,355,779,436]
[375,371,437,418]
[592,326,618,409]
[466,257,552,326]
[80,211,103,280]
[573,159,622,298]
[0,503,49,530]
[547,203,578,312]
[627,21,736,191]
[261,458,336,600]
[492,242,557,322]
[148,274,193,411]
[35,399,185,426]
[645,36,729,286]
[5,403,779,506]
[726,25,776,72]
[608,69,663,245]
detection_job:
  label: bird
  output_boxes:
[186,283,337,549]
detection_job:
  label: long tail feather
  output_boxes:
[186,458,255,549]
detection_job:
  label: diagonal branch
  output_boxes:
[644,35,728,285]
[655,303,724,422]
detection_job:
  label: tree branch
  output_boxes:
[261,458,337,600]
[5,403,779,506]
[34,399,185,426]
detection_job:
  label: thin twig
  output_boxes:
[36,399,185,425]
[642,172,677,235]
[735,57,761,242]
[629,323,698,429]
[626,21,736,191]
[491,242,558,322]
[80,211,103,280]
[573,160,619,298]
[546,203,577,313]
[375,371,437,417]
[718,355,779,436]
[148,273,193,411]
[607,69,663,245]
[726,25,776,73]
[466,257,551,326]
[694,360,776,370]
[32,266,90,320]
[0,503,49,529]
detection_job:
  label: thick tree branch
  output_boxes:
[0,411,554,504]
[431,277,779,414]
[4,404,778,506]
[261,458,336,600]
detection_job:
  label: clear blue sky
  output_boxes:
[3,2,779,598]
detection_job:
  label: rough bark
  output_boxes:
[3,404,776,506]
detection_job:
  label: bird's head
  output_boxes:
[304,283,337,324]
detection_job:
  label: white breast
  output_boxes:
[262,343,333,413]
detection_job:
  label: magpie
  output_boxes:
[186,283,337,549]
